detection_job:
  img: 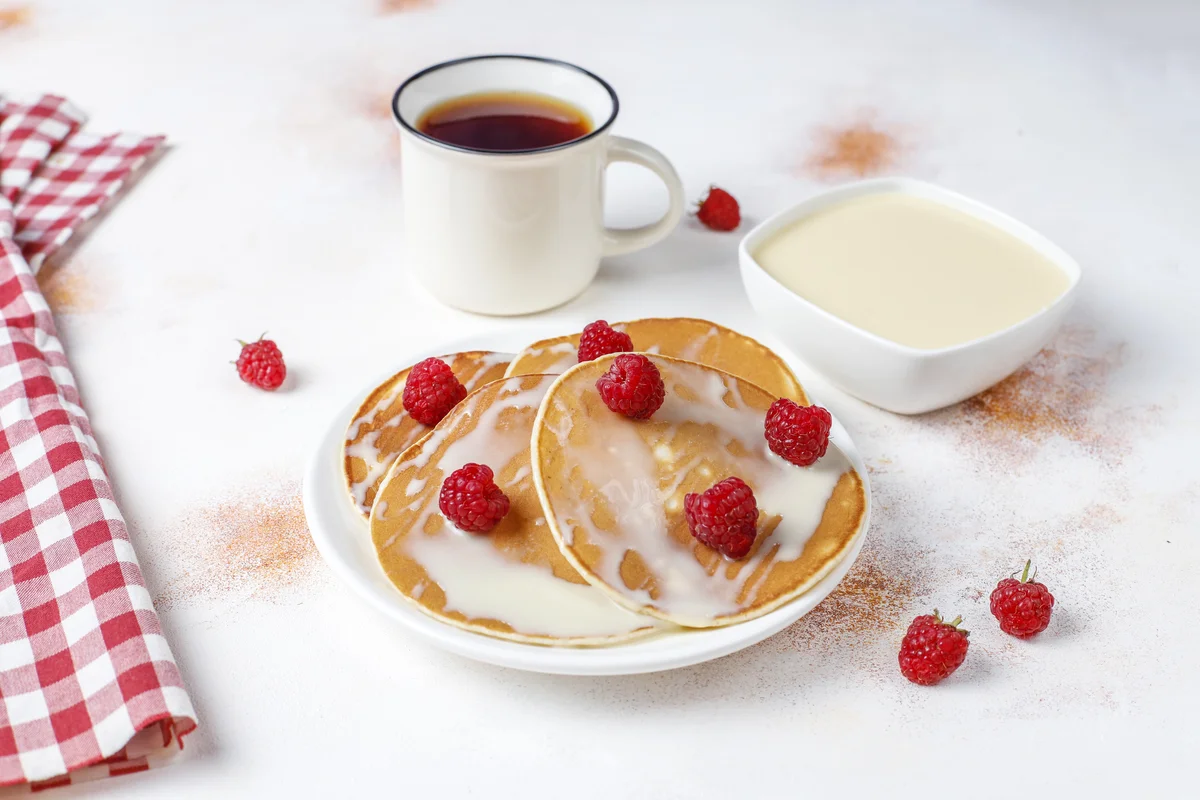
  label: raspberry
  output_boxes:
[764,399,832,467]
[438,463,510,533]
[235,336,287,391]
[683,477,759,559]
[403,357,468,426]
[990,560,1055,639]
[898,610,970,686]
[695,186,740,231]
[595,354,665,420]
[577,320,634,363]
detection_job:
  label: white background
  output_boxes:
[2,0,1199,796]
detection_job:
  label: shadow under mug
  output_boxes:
[392,54,685,316]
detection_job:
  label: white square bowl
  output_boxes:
[738,178,1082,415]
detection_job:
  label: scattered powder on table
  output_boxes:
[364,91,394,122]
[774,486,1121,708]
[153,487,320,610]
[804,118,901,179]
[352,80,406,166]
[970,502,1123,714]
[1001,502,1120,593]
[0,5,30,30]
[928,325,1136,462]
[776,537,923,652]
[774,469,928,657]
[378,0,432,13]
[37,261,102,314]
[770,323,1146,709]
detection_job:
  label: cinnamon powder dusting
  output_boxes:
[154,489,320,609]
[805,120,900,179]
[379,0,432,13]
[364,91,394,121]
[37,263,101,314]
[774,470,927,657]
[354,81,404,166]
[0,5,31,30]
[933,325,1131,458]
[777,539,921,652]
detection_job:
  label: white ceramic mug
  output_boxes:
[392,55,686,316]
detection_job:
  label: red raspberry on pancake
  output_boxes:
[438,463,509,534]
[403,357,468,426]
[596,354,665,420]
[577,320,634,363]
[683,476,759,559]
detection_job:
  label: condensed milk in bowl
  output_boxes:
[739,178,1081,414]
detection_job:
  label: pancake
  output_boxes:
[532,354,866,628]
[370,374,664,645]
[504,317,808,403]
[343,351,510,518]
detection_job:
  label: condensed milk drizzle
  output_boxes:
[374,377,657,639]
[345,381,408,510]
[345,352,511,515]
[544,361,851,621]
[530,341,578,375]
[463,351,512,389]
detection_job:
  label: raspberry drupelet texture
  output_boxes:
[577,320,634,363]
[438,463,510,534]
[898,610,970,686]
[595,354,666,420]
[236,336,287,391]
[402,357,468,426]
[695,186,741,232]
[990,560,1055,638]
[764,399,832,467]
[683,476,759,559]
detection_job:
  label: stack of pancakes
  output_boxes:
[342,318,866,646]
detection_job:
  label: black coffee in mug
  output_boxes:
[416,91,592,151]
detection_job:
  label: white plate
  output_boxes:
[302,325,873,675]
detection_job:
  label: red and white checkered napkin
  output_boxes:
[0,96,196,791]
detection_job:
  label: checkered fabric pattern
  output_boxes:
[0,96,196,791]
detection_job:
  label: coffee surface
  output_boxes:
[417,91,592,151]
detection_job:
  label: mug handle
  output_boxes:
[602,135,686,257]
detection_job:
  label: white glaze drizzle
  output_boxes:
[346,353,508,512]
[463,351,511,390]
[345,384,408,510]
[677,326,719,361]
[527,341,578,374]
[375,378,656,638]
[407,533,659,638]
[545,360,851,620]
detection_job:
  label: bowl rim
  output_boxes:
[737,177,1082,360]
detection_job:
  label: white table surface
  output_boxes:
[3,0,1199,796]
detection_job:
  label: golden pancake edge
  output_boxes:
[504,317,809,404]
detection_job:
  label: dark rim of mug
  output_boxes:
[391,54,620,156]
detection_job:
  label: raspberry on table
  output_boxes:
[235,335,287,391]
[438,463,510,534]
[577,319,634,363]
[403,357,468,426]
[695,186,741,232]
[595,354,665,420]
[683,476,759,559]
[764,398,832,467]
[898,610,970,686]
[990,560,1055,639]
